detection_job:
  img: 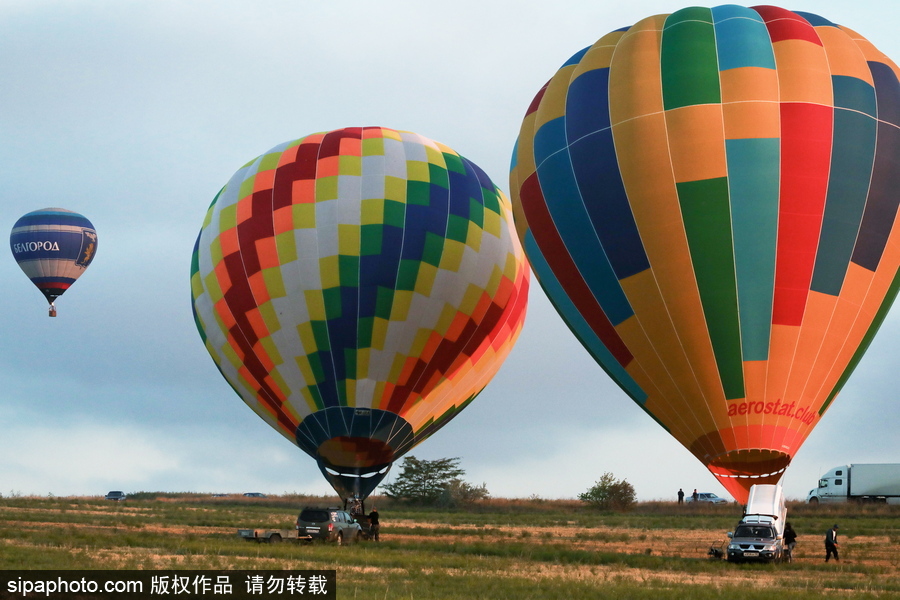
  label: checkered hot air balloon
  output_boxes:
[192,127,529,501]
[510,5,900,503]
[10,208,98,317]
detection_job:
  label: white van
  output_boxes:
[726,484,786,563]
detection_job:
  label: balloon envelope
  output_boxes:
[510,6,900,502]
[192,127,529,500]
[10,208,98,315]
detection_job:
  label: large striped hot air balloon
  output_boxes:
[10,208,98,317]
[510,5,900,502]
[192,126,529,501]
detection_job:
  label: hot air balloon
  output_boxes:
[510,5,900,502]
[10,208,98,317]
[192,126,529,502]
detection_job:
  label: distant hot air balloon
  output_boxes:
[10,208,98,317]
[510,5,900,502]
[192,127,529,502]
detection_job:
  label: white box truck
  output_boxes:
[806,464,900,505]
[726,484,786,563]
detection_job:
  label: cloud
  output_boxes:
[0,418,176,495]
[0,406,330,497]
[1,0,899,507]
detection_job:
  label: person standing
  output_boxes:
[825,524,839,562]
[692,489,699,503]
[783,522,797,562]
[348,496,364,520]
[368,507,380,542]
[677,488,685,504]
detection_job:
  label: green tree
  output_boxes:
[382,456,466,504]
[578,472,636,512]
[437,478,490,508]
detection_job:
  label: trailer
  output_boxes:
[806,464,900,505]
[237,528,310,543]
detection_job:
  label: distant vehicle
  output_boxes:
[806,464,900,505]
[242,492,266,498]
[686,492,728,504]
[727,484,786,563]
[105,491,126,502]
[238,507,363,545]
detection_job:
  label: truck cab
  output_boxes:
[807,465,848,504]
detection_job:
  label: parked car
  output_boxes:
[242,492,266,498]
[105,491,126,501]
[686,492,728,504]
[295,507,363,545]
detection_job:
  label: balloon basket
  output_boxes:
[49,305,57,317]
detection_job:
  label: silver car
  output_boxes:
[687,492,729,504]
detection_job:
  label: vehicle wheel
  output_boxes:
[355,531,363,543]
[808,497,819,506]
[336,532,343,546]
[268,534,282,544]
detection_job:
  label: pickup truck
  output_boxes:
[238,507,363,545]
[726,484,786,563]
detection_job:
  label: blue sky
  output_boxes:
[1,0,898,502]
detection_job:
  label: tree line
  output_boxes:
[383,456,635,511]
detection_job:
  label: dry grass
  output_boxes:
[1,495,898,598]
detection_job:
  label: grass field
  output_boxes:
[0,494,897,599]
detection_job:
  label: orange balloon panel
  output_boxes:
[510,5,900,502]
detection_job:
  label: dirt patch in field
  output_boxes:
[1,518,235,537]
[384,519,899,570]
[11,512,895,570]
[0,505,155,517]
[4,504,897,594]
